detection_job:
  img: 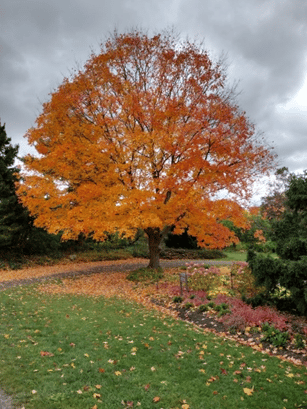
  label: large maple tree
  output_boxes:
[18,31,274,268]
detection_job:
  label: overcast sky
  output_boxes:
[2,0,307,201]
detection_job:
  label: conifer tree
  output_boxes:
[0,122,29,248]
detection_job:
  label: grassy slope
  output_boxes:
[0,285,306,409]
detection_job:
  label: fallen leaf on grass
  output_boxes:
[40,351,54,357]
[153,396,160,403]
[243,387,254,396]
[182,404,190,409]
[98,368,105,373]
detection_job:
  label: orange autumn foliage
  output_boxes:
[17,30,274,268]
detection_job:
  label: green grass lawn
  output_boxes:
[218,250,247,262]
[0,284,306,409]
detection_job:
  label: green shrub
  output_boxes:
[184,302,194,309]
[160,248,225,260]
[294,334,305,349]
[214,303,230,317]
[172,296,184,303]
[126,267,163,282]
[217,309,231,318]
[261,323,289,348]
[198,304,209,312]
[249,252,307,315]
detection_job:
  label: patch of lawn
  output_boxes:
[126,267,164,283]
[0,285,306,409]
[220,250,247,262]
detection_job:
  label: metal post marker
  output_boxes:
[179,272,189,296]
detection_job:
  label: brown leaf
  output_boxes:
[144,384,150,391]
[153,396,160,403]
[98,368,105,373]
[40,351,54,357]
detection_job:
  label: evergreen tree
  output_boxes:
[0,122,30,248]
[249,171,307,314]
[0,122,61,254]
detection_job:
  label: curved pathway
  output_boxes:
[0,258,233,292]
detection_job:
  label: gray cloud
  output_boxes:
[1,0,307,175]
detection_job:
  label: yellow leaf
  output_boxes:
[115,371,122,376]
[286,373,294,378]
[243,387,254,396]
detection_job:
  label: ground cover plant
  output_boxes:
[0,283,307,409]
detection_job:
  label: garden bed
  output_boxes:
[174,305,307,366]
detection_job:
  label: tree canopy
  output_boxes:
[18,30,275,268]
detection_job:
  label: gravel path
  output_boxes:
[0,390,19,409]
[0,258,233,292]
[0,258,233,408]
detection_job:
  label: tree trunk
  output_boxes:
[145,227,163,269]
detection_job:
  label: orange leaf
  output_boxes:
[153,396,160,403]
[40,351,54,357]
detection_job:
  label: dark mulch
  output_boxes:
[174,306,307,366]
